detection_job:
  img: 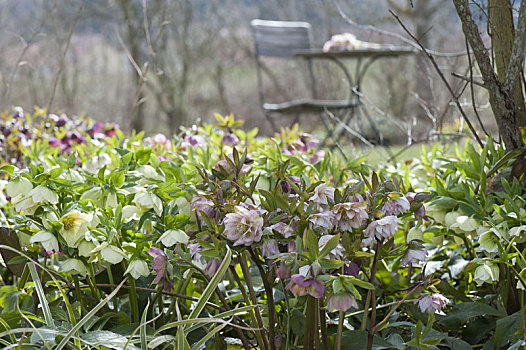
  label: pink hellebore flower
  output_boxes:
[286,274,325,298]
[327,293,358,312]
[262,239,280,259]
[382,195,410,216]
[401,248,428,266]
[223,206,264,246]
[308,211,335,231]
[149,133,172,149]
[269,222,295,238]
[415,293,448,313]
[332,202,368,231]
[362,215,401,246]
[148,247,170,288]
[191,195,215,225]
[221,133,239,145]
[309,183,335,209]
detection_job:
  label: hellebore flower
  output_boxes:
[425,203,446,225]
[362,216,401,246]
[401,248,428,266]
[60,210,93,248]
[29,185,59,205]
[407,226,424,242]
[30,230,59,253]
[318,235,344,259]
[308,211,335,231]
[382,195,410,216]
[309,183,335,209]
[148,247,168,282]
[327,293,358,312]
[276,261,291,279]
[149,133,172,149]
[450,215,479,234]
[509,225,526,243]
[6,177,33,198]
[122,205,142,223]
[221,133,239,145]
[332,202,368,231]
[478,228,500,253]
[91,243,126,264]
[133,192,163,216]
[60,258,88,276]
[473,262,499,286]
[158,229,189,247]
[191,195,215,225]
[125,259,150,279]
[269,222,295,238]
[286,274,325,298]
[415,293,448,313]
[262,239,280,259]
[78,240,96,257]
[204,258,221,277]
[223,206,263,246]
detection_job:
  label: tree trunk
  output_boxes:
[489,0,526,127]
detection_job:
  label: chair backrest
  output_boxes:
[250,19,313,58]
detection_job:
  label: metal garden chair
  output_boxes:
[250,19,359,154]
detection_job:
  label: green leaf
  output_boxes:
[318,259,344,270]
[318,234,340,259]
[304,230,319,260]
[438,302,505,330]
[28,263,54,327]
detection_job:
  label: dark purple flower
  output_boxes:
[56,116,69,127]
[262,240,280,259]
[280,176,300,194]
[344,260,361,277]
[286,274,325,298]
[48,137,61,147]
[276,261,291,279]
[221,133,239,145]
[204,258,221,277]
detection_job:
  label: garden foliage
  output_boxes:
[0,108,525,349]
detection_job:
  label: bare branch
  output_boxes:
[390,10,484,147]
[332,0,468,57]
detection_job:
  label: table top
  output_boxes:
[294,46,417,59]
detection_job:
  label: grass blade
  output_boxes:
[28,262,54,327]
[55,277,128,350]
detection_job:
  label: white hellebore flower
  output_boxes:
[133,192,163,216]
[30,230,59,253]
[6,176,33,198]
[125,259,150,279]
[450,216,479,234]
[509,225,526,243]
[81,187,104,206]
[478,228,500,253]
[60,259,88,276]
[158,229,189,247]
[122,205,142,223]
[473,262,499,286]
[29,185,59,205]
[91,242,127,264]
[78,240,97,257]
[60,210,93,248]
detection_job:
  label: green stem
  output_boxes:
[73,275,83,315]
[304,295,318,350]
[240,253,269,349]
[249,248,276,350]
[280,279,291,350]
[106,263,118,311]
[128,276,140,323]
[367,241,383,350]
[336,311,344,350]
[88,263,101,301]
[18,264,29,291]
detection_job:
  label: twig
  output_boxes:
[451,72,486,88]
[332,0,469,57]
[46,0,85,114]
[2,1,59,101]
[390,10,484,147]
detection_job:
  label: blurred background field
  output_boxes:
[0,0,496,149]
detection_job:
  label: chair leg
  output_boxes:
[265,112,280,134]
